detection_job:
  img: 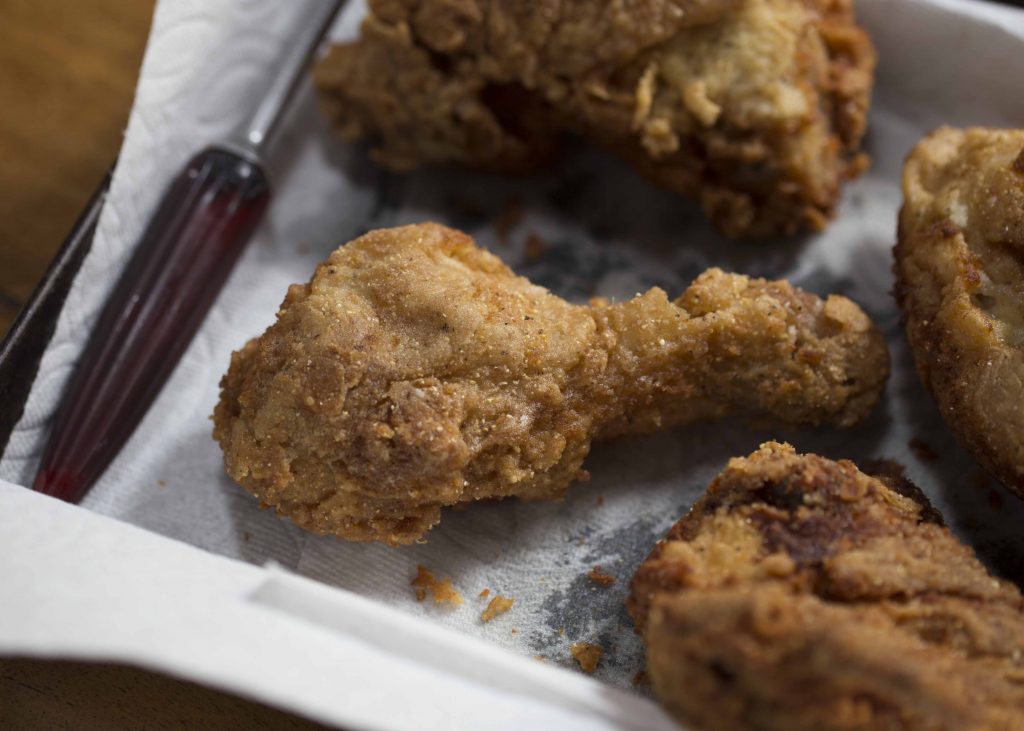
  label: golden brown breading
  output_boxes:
[628,442,1024,731]
[315,0,875,238]
[895,127,1024,496]
[213,224,887,544]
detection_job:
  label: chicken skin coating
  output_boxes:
[895,127,1024,496]
[315,0,875,238]
[629,442,1024,731]
[213,224,887,544]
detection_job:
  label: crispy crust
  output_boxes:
[213,224,887,544]
[314,0,875,238]
[894,127,1024,495]
[628,442,1024,731]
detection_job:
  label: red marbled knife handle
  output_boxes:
[33,147,270,502]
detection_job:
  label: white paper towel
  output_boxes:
[3,0,1024,702]
[0,480,676,731]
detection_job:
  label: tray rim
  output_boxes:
[0,169,111,455]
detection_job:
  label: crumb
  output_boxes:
[586,565,616,587]
[632,670,649,687]
[595,495,604,506]
[242,531,251,543]
[157,480,166,487]
[909,437,938,462]
[576,538,587,546]
[559,627,566,636]
[524,231,546,261]
[411,565,464,606]
[533,655,547,663]
[478,588,491,599]
[570,642,604,674]
[511,628,518,635]
[481,595,514,622]
[493,198,524,245]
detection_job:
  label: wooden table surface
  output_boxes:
[0,0,146,334]
[0,2,331,728]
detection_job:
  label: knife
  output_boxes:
[32,0,347,503]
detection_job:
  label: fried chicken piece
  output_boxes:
[213,224,887,544]
[895,127,1024,497]
[628,442,1024,731]
[314,0,875,238]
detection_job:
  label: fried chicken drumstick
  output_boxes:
[314,0,875,238]
[895,127,1024,496]
[214,224,887,544]
[629,443,1024,731]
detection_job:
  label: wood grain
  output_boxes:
[0,658,331,730]
[0,0,152,334]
